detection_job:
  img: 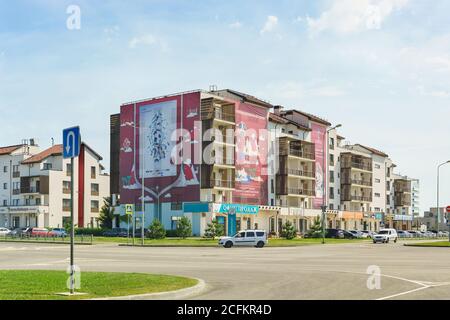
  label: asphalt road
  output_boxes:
[0,241,449,300]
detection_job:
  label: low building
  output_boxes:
[0,141,109,229]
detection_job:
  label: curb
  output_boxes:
[91,278,206,300]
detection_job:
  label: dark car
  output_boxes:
[133,228,150,238]
[325,229,344,239]
[103,228,128,237]
[342,230,358,239]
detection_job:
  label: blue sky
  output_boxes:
[1,0,450,212]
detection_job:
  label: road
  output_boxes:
[0,241,449,300]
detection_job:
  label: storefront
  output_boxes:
[213,203,260,236]
[341,211,364,230]
[0,206,48,229]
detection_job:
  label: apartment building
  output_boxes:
[0,141,109,229]
[111,88,419,236]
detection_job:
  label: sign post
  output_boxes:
[63,126,81,295]
[125,204,134,246]
[446,206,450,242]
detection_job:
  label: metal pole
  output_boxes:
[141,135,145,246]
[437,164,440,234]
[70,157,74,294]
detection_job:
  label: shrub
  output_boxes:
[204,219,225,239]
[176,216,192,239]
[148,219,166,239]
[281,220,297,240]
[307,216,324,238]
[75,228,104,236]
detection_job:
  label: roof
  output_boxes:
[283,109,331,126]
[22,145,63,164]
[0,145,23,156]
[337,135,346,140]
[213,89,273,109]
[269,113,289,124]
[356,144,389,158]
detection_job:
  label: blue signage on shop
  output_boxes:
[375,213,383,220]
[216,204,259,215]
[183,202,210,213]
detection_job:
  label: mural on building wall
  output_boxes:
[233,102,269,206]
[119,92,201,205]
[311,122,326,209]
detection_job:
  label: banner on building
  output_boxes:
[311,123,326,209]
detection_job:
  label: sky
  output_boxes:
[0,0,449,213]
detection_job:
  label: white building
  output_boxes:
[0,141,110,229]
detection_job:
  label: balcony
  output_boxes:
[13,189,20,195]
[203,179,235,189]
[288,148,315,160]
[63,206,71,212]
[63,188,71,195]
[395,194,411,207]
[350,162,372,171]
[201,98,235,124]
[351,195,372,202]
[91,208,99,213]
[91,191,99,196]
[21,186,40,194]
[285,169,315,179]
[350,179,372,187]
[287,188,315,197]
[12,172,20,178]
[341,153,372,172]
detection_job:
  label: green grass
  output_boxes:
[404,241,450,247]
[0,270,198,300]
[94,236,369,247]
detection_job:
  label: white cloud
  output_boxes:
[307,0,409,35]
[260,16,278,34]
[229,21,242,29]
[129,34,157,49]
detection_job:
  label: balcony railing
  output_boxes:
[350,162,372,171]
[351,195,372,202]
[13,189,20,195]
[63,206,71,212]
[21,186,40,194]
[351,179,372,187]
[13,172,20,178]
[91,208,99,213]
[63,188,71,194]
[204,179,235,189]
[213,157,235,166]
[288,148,315,160]
[287,188,315,197]
[286,169,315,178]
[214,109,235,123]
[91,191,99,196]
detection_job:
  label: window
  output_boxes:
[2,200,7,206]
[270,199,274,206]
[374,193,381,198]
[329,154,335,165]
[270,179,274,194]
[36,198,41,206]
[256,232,265,237]
[63,181,71,193]
[91,183,99,195]
[329,187,335,199]
[3,166,7,173]
[66,163,72,176]
[246,231,255,238]
[171,202,182,211]
[91,166,96,179]
[13,165,19,172]
[3,183,7,190]
[329,204,334,210]
[25,198,30,205]
[375,164,381,169]
[13,199,19,206]
[43,163,52,170]
[91,200,99,212]
[330,171,335,183]
[375,178,381,183]
[63,199,71,210]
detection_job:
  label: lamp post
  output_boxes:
[322,124,342,245]
[437,160,450,233]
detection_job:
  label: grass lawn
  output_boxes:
[0,270,198,300]
[404,241,450,247]
[93,236,369,247]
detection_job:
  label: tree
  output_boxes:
[98,197,115,229]
[307,216,323,238]
[281,220,297,240]
[176,216,192,239]
[204,219,224,239]
[148,219,166,239]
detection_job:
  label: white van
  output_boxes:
[372,229,398,244]
[219,230,268,248]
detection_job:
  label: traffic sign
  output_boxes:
[63,126,81,159]
[125,204,134,216]
[446,206,450,213]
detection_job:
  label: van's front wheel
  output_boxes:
[224,241,233,248]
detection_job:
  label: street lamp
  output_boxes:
[322,124,342,245]
[436,160,450,233]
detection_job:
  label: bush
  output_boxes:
[165,229,178,238]
[148,219,166,239]
[204,219,225,239]
[281,220,297,240]
[75,228,104,236]
[307,216,324,238]
[176,216,192,239]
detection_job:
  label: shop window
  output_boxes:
[171,202,182,211]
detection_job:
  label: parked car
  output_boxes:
[349,230,364,238]
[0,227,11,236]
[325,229,344,239]
[133,228,150,238]
[372,229,398,243]
[219,230,268,248]
[342,230,358,239]
[360,230,377,239]
[9,228,27,236]
[103,228,128,237]
[30,228,51,237]
[407,230,422,238]
[397,230,411,238]
[51,228,68,237]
